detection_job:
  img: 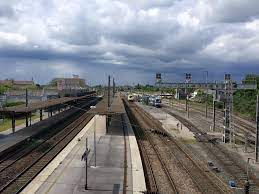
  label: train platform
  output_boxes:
[22,113,146,194]
[0,98,98,156]
[88,93,125,115]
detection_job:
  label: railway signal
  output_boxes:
[156,73,162,85]
[155,73,257,144]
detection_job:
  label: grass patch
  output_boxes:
[180,138,196,144]
[170,127,178,131]
[0,114,40,132]
[4,101,25,107]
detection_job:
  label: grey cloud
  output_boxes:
[0,3,15,19]
[0,0,259,84]
[207,0,259,23]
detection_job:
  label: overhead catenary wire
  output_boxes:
[60,101,149,130]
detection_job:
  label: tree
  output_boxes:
[243,74,259,89]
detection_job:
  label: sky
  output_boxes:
[0,0,259,85]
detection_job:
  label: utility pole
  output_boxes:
[185,73,191,117]
[94,115,96,167]
[108,75,111,109]
[187,105,190,118]
[171,90,173,107]
[255,94,259,162]
[245,132,248,153]
[107,75,111,132]
[25,88,29,127]
[205,71,208,118]
[213,98,216,131]
[212,84,217,131]
[223,74,232,143]
[185,83,188,111]
[245,158,252,194]
[112,78,115,98]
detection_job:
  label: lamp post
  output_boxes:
[85,138,88,190]
[82,138,90,190]
[90,105,97,167]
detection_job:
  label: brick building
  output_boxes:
[52,75,86,90]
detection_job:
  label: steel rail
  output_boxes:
[162,107,251,187]
[0,100,96,173]
[124,102,158,193]
[0,110,94,193]
[125,100,178,194]
[134,105,229,194]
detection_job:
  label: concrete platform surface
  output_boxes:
[23,113,146,194]
[88,94,125,115]
[136,102,195,141]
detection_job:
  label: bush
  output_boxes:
[4,101,25,107]
[233,90,257,119]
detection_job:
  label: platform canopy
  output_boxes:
[0,95,95,115]
[88,94,125,115]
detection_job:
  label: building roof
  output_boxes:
[0,80,34,85]
[88,94,125,115]
[13,81,34,85]
[0,93,96,114]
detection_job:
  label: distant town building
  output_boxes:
[0,79,34,88]
[51,75,86,90]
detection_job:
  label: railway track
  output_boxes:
[124,100,178,194]
[164,101,256,143]
[124,99,230,193]
[0,111,83,173]
[0,98,97,163]
[161,107,257,189]
[0,108,94,193]
[168,100,256,137]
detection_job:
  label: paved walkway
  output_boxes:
[24,114,135,194]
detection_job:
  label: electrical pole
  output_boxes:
[245,132,248,153]
[213,90,216,131]
[171,90,173,107]
[223,74,232,143]
[25,88,29,127]
[94,115,96,167]
[112,78,115,98]
[107,75,111,132]
[108,75,111,108]
[245,158,252,194]
[185,83,188,111]
[187,105,190,118]
[205,71,208,118]
[255,94,259,162]
[185,73,191,117]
